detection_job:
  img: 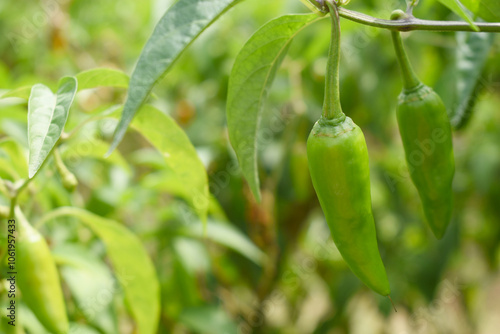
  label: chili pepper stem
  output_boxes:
[391,11,421,91]
[323,1,345,121]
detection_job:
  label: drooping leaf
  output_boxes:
[437,0,479,31]
[75,68,129,91]
[226,13,321,201]
[28,77,77,178]
[459,0,500,22]
[108,0,244,154]
[435,30,494,129]
[129,105,209,223]
[181,220,266,265]
[38,207,160,334]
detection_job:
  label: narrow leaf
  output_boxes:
[437,0,479,31]
[38,207,160,334]
[108,0,244,154]
[75,68,129,91]
[459,0,500,22]
[130,105,209,222]
[28,77,77,178]
[226,14,321,201]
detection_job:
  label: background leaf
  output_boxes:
[28,77,77,178]
[459,0,500,22]
[435,31,494,128]
[181,219,266,265]
[75,68,129,91]
[437,0,479,31]
[226,13,321,201]
[39,207,160,334]
[108,0,244,154]
[129,105,209,223]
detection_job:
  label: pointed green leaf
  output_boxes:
[437,0,479,31]
[226,14,321,201]
[459,0,500,22]
[75,68,129,91]
[28,77,77,178]
[130,105,209,223]
[107,0,244,154]
[38,207,160,334]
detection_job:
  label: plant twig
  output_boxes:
[337,7,500,33]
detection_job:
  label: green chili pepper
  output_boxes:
[16,207,69,334]
[391,10,455,239]
[307,2,390,296]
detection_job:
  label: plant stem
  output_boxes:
[391,31,421,90]
[322,1,345,121]
[337,7,500,32]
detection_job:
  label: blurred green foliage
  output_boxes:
[0,0,500,333]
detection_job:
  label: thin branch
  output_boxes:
[337,7,500,33]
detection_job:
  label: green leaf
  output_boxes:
[28,77,77,178]
[75,68,129,91]
[435,31,494,129]
[179,306,239,334]
[0,138,28,180]
[226,14,321,201]
[437,0,479,31]
[62,138,131,174]
[38,207,160,334]
[107,0,244,154]
[459,0,500,22]
[181,220,266,265]
[53,244,118,334]
[2,86,32,100]
[2,68,128,101]
[130,105,209,223]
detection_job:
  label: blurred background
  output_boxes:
[0,0,499,333]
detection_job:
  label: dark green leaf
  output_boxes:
[108,0,244,154]
[226,13,321,201]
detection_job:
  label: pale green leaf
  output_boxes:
[28,77,77,178]
[75,68,129,91]
[38,207,160,334]
[131,105,209,222]
[181,220,266,265]
[226,14,321,201]
[1,86,32,100]
[53,244,118,334]
[459,0,500,22]
[62,138,131,173]
[437,0,479,31]
[179,306,238,334]
[108,0,244,154]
